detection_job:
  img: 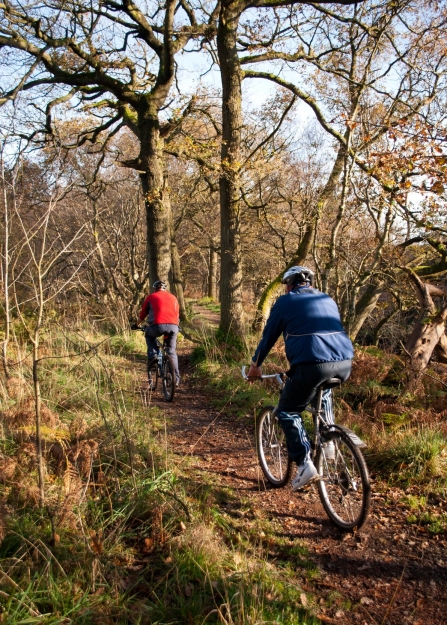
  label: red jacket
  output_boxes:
[139,290,179,326]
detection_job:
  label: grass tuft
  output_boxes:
[367,427,447,485]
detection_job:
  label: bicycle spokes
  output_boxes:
[257,407,291,487]
[317,432,370,530]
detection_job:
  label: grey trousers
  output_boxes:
[144,324,180,384]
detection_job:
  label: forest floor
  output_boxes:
[139,307,447,625]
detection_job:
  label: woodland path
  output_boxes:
[139,307,447,625]
[190,303,221,331]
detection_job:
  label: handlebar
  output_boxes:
[241,366,285,389]
[130,323,183,335]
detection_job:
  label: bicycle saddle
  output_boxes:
[321,377,342,389]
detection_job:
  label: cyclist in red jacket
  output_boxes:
[138,280,180,386]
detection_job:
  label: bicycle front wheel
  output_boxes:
[256,406,291,487]
[316,430,371,531]
[162,356,176,402]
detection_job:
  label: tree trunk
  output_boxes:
[139,110,173,287]
[406,306,447,373]
[433,332,447,364]
[33,339,45,506]
[318,145,348,293]
[208,246,218,300]
[349,282,383,341]
[33,264,46,507]
[1,155,10,379]
[170,225,187,321]
[322,148,351,293]
[405,269,447,375]
[217,0,245,338]
[372,308,398,346]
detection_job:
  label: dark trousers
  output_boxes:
[144,324,180,383]
[277,359,352,465]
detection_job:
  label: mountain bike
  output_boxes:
[242,367,371,531]
[132,326,176,402]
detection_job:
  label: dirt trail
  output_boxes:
[141,310,447,625]
[191,304,221,331]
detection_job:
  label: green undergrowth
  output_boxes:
[190,329,289,420]
[196,297,221,315]
[400,493,447,534]
[0,323,322,624]
[405,509,447,534]
[366,427,447,490]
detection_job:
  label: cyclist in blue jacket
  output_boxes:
[248,266,354,491]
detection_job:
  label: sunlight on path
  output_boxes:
[191,303,220,332]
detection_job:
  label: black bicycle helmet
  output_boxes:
[152,280,167,291]
[282,265,314,286]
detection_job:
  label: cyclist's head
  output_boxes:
[282,266,314,288]
[152,280,167,292]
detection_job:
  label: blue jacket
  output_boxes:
[252,286,354,367]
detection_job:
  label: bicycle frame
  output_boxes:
[154,335,167,372]
[241,366,358,455]
[306,384,335,462]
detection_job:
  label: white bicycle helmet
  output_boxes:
[152,280,167,291]
[282,266,314,286]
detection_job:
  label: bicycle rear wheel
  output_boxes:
[147,360,158,391]
[162,356,176,402]
[316,430,371,531]
[256,406,291,487]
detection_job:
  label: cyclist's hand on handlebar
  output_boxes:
[247,364,262,381]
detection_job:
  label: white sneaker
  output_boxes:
[322,441,336,460]
[291,460,319,491]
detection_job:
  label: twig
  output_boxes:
[421,370,447,389]
[381,562,407,624]
[180,327,201,344]
[359,603,379,625]
[0,568,42,616]
[0,589,41,617]
[399,340,412,362]
[36,336,110,362]
[157,487,191,522]
[8,532,66,577]
[174,383,244,469]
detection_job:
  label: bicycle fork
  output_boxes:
[268,407,282,448]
